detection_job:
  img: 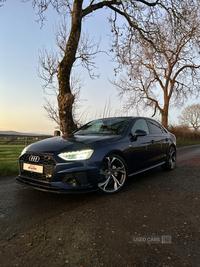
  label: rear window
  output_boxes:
[148,120,164,134]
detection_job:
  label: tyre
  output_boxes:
[98,154,128,194]
[161,146,176,171]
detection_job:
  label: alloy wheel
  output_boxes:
[98,155,127,194]
[168,146,176,170]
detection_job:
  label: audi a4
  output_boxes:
[15,117,176,194]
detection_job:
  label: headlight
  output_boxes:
[58,149,94,161]
[21,144,32,156]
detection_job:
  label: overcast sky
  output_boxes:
[1,0,199,134]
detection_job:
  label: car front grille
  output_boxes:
[19,154,56,181]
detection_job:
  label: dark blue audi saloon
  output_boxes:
[15,117,176,194]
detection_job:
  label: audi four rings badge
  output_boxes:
[29,155,40,162]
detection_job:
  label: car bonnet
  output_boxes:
[25,135,120,154]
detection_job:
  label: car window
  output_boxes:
[88,122,102,132]
[148,120,163,134]
[75,118,133,136]
[131,119,149,135]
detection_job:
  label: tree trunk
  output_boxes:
[57,0,83,135]
[162,102,169,129]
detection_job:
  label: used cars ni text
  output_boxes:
[15,117,176,194]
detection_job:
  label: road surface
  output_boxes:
[0,145,200,267]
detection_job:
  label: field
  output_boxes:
[0,138,36,146]
[0,145,24,177]
[0,134,52,177]
[0,138,38,177]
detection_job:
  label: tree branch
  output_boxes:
[135,0,159,6]
[82,0,121,18]
[169,64,200,99]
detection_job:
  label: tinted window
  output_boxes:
[148,120,163,134]
[75,118,133,136]
[131,119,149,135]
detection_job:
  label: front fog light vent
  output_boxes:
[62,171,89,187]
[63,173,79,187]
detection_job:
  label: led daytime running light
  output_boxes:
[58,149,93,161]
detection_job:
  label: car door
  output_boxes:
[147,119,169,164]
[126,118,154,174]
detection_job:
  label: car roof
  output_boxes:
[94,116,156,121]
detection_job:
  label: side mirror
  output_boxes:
[134,129,147,138]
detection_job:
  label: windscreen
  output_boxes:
[74,118,133,136]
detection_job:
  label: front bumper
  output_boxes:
[16,153,100,194]
[15,175,98,194]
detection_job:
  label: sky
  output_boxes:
[1,0,199,134]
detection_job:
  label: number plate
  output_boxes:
[23,163,43,173]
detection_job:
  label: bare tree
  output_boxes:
[42,70,84,129]
[23,0,190,134]
[38,17,86,129]
[111,3,200,128]
[0,0,6,7]
[178,104,200,131]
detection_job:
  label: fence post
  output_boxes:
[54,131,60,137]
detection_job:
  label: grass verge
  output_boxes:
[0,162,19,177]
[176,140,200,147]
[0,145,24,177]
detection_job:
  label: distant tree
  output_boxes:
[23,0,187,135]
[111,3,200,128]
[178,104,200,131]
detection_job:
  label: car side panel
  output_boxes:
[124,135,156,174]
[146,119,169,165]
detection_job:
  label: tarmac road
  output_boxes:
[0,145,200,267]
[176,144,200,162]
